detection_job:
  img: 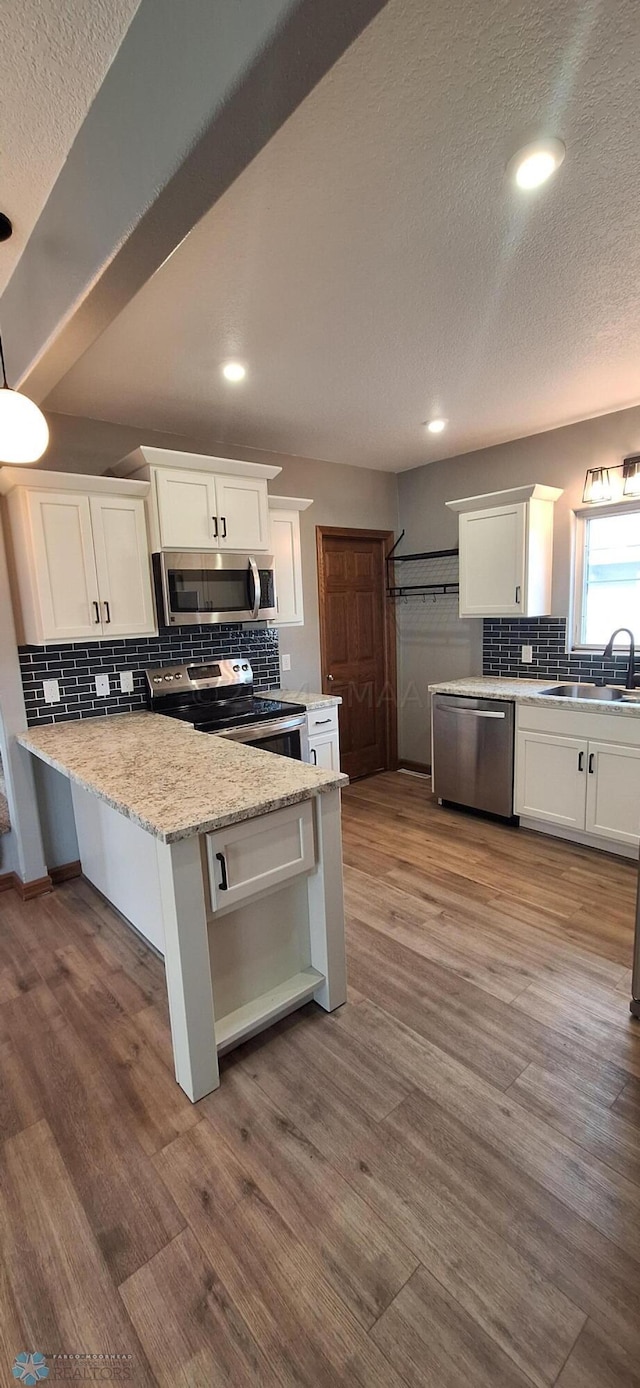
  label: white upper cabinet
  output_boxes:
[116,447,281,553]
[22,491,102,642]
[447,485,562,619]
[156,469,217,549]
[89,495,156,637]
[1,470,156,645]
[215,474,270,552]
[268,497,311,626]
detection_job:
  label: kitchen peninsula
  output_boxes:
[19,713,348,1101]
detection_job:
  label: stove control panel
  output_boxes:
[145,658,254,699]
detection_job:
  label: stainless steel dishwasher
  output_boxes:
[432,693,515,818]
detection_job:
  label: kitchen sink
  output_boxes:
[540,684,633,701]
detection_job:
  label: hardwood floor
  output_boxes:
[1,770,639,1386]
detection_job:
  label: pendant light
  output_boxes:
[0,332,49,464]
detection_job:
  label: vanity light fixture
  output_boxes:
[0,331,49,464]
[582,457,640,504]
[623,455,640,497]
[426,418,447,434]
[222,361,246,382]
[508,138,566,190]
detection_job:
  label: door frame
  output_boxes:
[316,526,398,773]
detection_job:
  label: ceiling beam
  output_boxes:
[0,0,389,401]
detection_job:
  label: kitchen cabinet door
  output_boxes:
[308,731,340,772]
[215,475,270,552]
[515,730,587,828]
[26,490,103,641]
[585,741,640,847]
[90,495,156,637]
[459,504,526,617]
[270,508,304,624]
[156,468,218,549]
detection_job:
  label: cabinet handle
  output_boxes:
[103,600,111,624]
[515,586,521,605]
[578,751,584,771]
[93,601,100,624]
[216,851,228,891]
[314,717,332,726]
[220,516,227,540]
[212,516,219,538]
[588,752,595,774]
[310,747,317,764]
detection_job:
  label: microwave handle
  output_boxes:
[249,557,261,619]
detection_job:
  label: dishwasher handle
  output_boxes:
[448,708,506,719]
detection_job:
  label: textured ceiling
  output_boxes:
[0,0,141,294]
[49,0,640,471]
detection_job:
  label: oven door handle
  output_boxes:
[215,715,305,742]
[248,557,261,619]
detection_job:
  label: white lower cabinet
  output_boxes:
[206,800,315,913]
[584,741,640,846]
[303,705,341,772]
[515,706,640,853]
[515,731,588,830]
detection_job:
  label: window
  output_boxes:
[576,507,640,646]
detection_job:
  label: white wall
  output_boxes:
[397,401,640,763]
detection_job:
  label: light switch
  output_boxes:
[95,674,111,697]
[281,654,291,672]
[119,671,134,693]
[43,679,60,704]
[521,645,533,664]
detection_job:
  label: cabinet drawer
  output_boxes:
[206,801,315,912]
[307,706,339,736]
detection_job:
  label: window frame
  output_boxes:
[572,499,640,652]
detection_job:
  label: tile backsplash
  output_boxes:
[483,617,634,684]
[19,626,280,726]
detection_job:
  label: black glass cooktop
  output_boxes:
[161,696,305,732]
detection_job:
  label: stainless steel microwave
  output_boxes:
[156,551,277,626]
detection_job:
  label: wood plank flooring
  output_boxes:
[1,770,639,1386]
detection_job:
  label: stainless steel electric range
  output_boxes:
[145,658,306,759]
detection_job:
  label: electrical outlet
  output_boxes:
[43,679,60,704]
[521,645,533,664]
[281,654,291,672]
[94,674,111,697]
[119,671,134,694]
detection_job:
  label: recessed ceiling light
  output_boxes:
[508,138,566,190]
[222,361,246,382]
[426,418,447,434]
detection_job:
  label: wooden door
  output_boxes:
[27,490,103,641]
[317,528,396,780]
[90,495,156,637]
[458,504,526,617]
[214,475,270,552]
[585,741,640,847]
[514,730,587,828]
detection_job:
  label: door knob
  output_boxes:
[326,673,334,682]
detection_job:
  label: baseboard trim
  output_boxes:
[398,759,431,777]
[50,860,82,885]
[519,816,636,860]
[0,870,54,900]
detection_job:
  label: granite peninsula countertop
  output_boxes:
[268,689,342,710]
[18,712,348,843]
[428,676,640,716]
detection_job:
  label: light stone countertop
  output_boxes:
[18,711,348,844]
[268,689,342,710]
[428,675,640,716]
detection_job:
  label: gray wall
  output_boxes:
[397,401,640,764]
[41,411,399,694]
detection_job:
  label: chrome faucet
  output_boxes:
[602,628,637,689]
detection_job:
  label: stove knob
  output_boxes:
[153,676,162,684]
[164,674,174,681]
[174,673,182,680]
[233,664,240,671]
[242,663,249,670]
